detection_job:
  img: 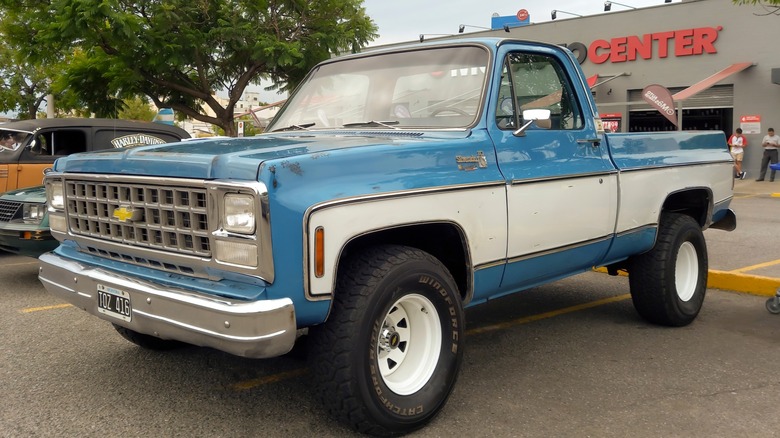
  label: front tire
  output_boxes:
[309,245,464,436]
[628,213,708,326]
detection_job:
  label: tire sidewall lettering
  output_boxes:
[364,269,462,421]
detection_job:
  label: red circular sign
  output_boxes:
[516,9,529,21]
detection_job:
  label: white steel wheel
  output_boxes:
[309,245,464,436]
[675,241,699,302]
[628,212,708,327]
[377,293,442,395]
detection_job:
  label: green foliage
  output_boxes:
[1,0,377,135]
[119,96,158,122]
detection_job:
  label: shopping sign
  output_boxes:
[642,84,678,127]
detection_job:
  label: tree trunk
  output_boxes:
[221,119,237,137]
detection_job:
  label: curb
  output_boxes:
[707,270,780,297]
[593,267,780,297]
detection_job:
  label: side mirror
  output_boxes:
[514,109,552,136]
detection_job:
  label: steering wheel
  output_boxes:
[430,107,470,117]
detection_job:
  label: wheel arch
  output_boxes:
[336,222,473,303]
[661,187,713,229]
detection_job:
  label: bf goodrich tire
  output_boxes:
[308,245,465,436]
[629,213,708,327]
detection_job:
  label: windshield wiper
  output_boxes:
[271,122,315,132]
[341,120,400,130]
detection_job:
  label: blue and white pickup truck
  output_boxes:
[39,38,736,435]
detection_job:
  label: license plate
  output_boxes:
[97,284,132,322]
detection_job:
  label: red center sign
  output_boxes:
[516,9,529,21]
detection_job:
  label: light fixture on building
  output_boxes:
[458,24,491,33]
[458,24,511,34]
[604,1,637,11]
[419,34,452,43]
[551,10,583,20]
[665,0,672,3]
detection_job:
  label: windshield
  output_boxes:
[268,46,490,132]
[0,129,32,152]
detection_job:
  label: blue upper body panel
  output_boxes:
[605,131,731,169]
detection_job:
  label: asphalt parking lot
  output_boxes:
[2,179,780,437]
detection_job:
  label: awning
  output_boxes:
[587,72,631,89]
[671,62,754,101]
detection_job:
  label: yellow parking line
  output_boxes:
[466,294,631,335]
[20,303,73,313]
[731,259,780,274]
[5,261,39,267]
[232,368,309,390]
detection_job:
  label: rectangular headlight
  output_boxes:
[23,203,46,224]
[47,180,64,210]
[214,240,258,267]
[49,214,66,233]
[223,193,255,234]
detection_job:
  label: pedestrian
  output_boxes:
[756,127,780,182]
[728,127,747,179]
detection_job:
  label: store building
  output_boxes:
[448,0,780,175]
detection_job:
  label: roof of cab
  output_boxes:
[0,118,190,138]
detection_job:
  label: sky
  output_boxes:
[363,0,680,45]
[250,0,681,102]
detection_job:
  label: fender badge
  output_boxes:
[455,150,488,171]
[113,206,142,223]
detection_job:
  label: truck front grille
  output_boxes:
[0,200,22,222]
[65,181,211,257]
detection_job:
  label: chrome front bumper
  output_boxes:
[38,252,296,359]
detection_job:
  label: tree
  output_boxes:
[0,44,51,119]
[119,96,158,122]
[0,4,93,119]
[2,0,377,135]
[733,0,780,15]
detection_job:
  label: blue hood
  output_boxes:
[53,132,446,180]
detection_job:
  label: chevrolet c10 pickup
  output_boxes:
[38,38,736,436]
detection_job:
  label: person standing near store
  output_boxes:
[756,127,780,182]
[728,128,747,179]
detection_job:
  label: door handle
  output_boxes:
[577,138,601,147]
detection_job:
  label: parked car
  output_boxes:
[0,118,189,193]
[0,119,189,257]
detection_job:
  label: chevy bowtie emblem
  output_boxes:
[113,206,142,223]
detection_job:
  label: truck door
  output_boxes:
[488,49,618,290]
[15,129,88,191]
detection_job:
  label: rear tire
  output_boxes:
[309,245,464,436]
[112,324,183,350]
[628,213,708,326]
